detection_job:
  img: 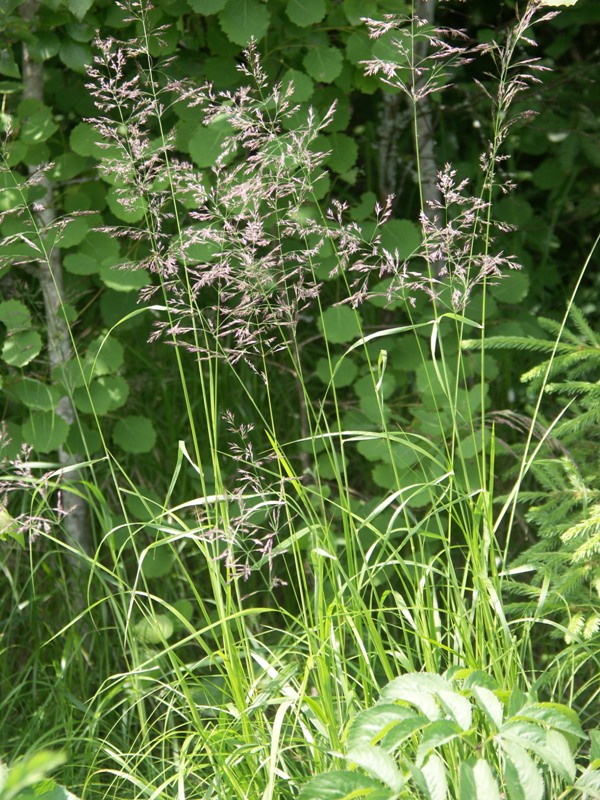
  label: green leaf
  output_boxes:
[317,133,358,174]
[59,40,92,73]
[99,262,150,292]
[27,32,61,62]
[303,45,344,83]
[188,117,235,167]
[499,721,576,783]
[459,759,501,800]
[134,613,174,642]
[112,415,157,453]
[9,378,60,411]
[347,704,418,750]
[22,412,69,453]
[106,186,148,223]
[69,122,106,157]
[2,330,43,367]
[0,299,31,332]
[281,68,314,103]
[86,335,125,375]
[17,99,58,144]
[379,219,422,259]
[0,751,66,798]
[416,720,461,767]
[471,686,504,730]
[298,770,383,800]
[318,305,362,344]
[0,48,20,78]
[538,0,578,5]
[286,0,326,27]
[419,754,448,800]
[347,745,403,793]
[315,356,357,388]
[219,0,270,46]
[69,0,93,19]
[0,505,24,547]
[63,253,100,276]
[55,216,94,248]
[498,740,543,800]
[141,548,175,579]
[188,0,227,12]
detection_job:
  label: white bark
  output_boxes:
[20,0,91,556]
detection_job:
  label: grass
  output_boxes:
[1,2,599,798]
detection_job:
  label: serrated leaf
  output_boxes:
[0,48,20,78]
[281,68,314,103]
[298,770,383,800]
[286,0,326,27]
[459,759,501,800]
[472,686,503,730]
[416,720,461,767]
[0,299,31,331]
[498,740,543,800]
[2,330,42,367]
[419,754,448,800]
[17,99,58,144]
[69,122,106,157]
[63,253,100,275]
[575,768,600,799]
[303,45,344,83]
[106,186,148,223]
[219,0,270,46]
[55,216,93,248]
[22,412,69,453]
[113,415,157,454]
[347,704,417,750]
[347,745,403,793]
[514,702,585,739]
[499,722,576,783]
[437,690,472,731]
[59,40,92,73]
[379,219,422,259]
[99,262,150,292]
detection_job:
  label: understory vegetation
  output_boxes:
[1,0,600,798]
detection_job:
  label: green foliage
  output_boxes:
[300,669,597,800]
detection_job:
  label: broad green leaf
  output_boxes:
[59,40,92,73]
[0,299,31,332]
[303,45,344,83]
[281,68,314,103]
[316,133,358,174]
[315,356,357,388]
[472,686,504,730]
[22,412,69,453]
[69,0,93,19]
[141,548,175,579]
[437,690,473,731]
[416,720,461,767]
[318,305,362,344]
[219,0,270,46]
[134,613,174,642]
[381,673,452,701]
[27,32,61,62]
[17,99,58,144]
[0,48,20,78]
[286,0,326,27]
[0,751,66,798]
[49,153,88,181]
[70,123,107,157]
[343,0,379,25]
[106,186,148,223]
[99,261,150,292]
[188,0,227,12]
[381,716,431,751]
[80,230,121,263]
[55,216,94,248]
[9,378,60,411]
[113,415,157,454]
[419,754,448,800]
[298,769,383,800]
[379,219,422,259]
[459,759,501,800]
[347,704,417,750]
[498,740,543,800]
[514,702,585,739]
[575,768,600,799]
[189,117,235,167]
[73,379,113,415]
[538,0,577,5]
[499,721,576,783]
[2,330,43,367]
[63,253,100,275]
[347,745,403,793]
[86,335,124,375]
